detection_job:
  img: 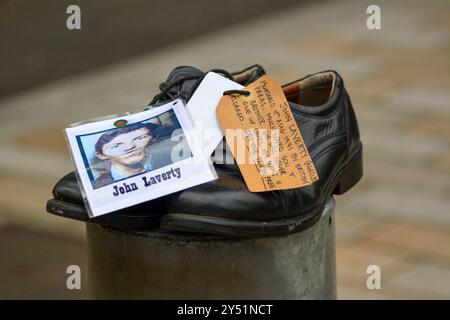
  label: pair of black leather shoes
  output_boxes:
[46,65,363,236]
[46,65,266,229]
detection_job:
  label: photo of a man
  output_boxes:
[77,110,191,189]
[94,122,155,187]
[65,101,215,217]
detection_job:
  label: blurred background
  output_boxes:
[0,0,449,299]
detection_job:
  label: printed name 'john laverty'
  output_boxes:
[112,167,181,196]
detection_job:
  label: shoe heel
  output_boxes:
[333,150,363,195]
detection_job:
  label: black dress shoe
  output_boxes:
[46,65,266,228]
[160,70,363,236]
[46,172,166,229]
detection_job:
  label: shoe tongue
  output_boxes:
[165,66,204,83]
[243,64,266,84]
[164,66,205,101]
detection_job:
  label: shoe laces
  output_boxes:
[148,68,233,106]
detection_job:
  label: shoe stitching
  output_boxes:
[307,131,346,152]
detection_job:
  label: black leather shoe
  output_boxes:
[160,70,363,236]
[46,65,266,228]
[46,172,168,229]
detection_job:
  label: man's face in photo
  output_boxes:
[97,128,152,166]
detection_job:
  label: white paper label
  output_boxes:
[185,72,243,156]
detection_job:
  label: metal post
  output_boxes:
[86,197,336,299]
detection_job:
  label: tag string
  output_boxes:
[223,90,251,97]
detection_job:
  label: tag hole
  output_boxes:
[173,101,178,105]
[114,119,128,127]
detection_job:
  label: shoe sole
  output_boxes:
[161,144,363,237]
[46,199,161,229]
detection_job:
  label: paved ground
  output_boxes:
[0,0,301,97]
[0,0,448,299]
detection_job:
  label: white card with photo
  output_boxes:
[65,99,217,217]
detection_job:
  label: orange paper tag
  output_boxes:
[216,75,319,192]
